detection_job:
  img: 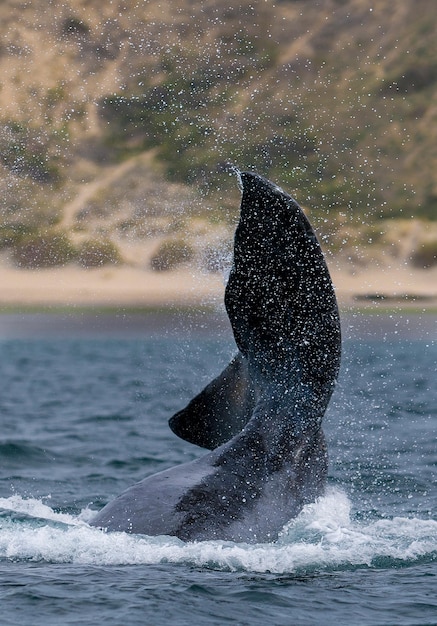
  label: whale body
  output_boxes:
[90,172,341,543]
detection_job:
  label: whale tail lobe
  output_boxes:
[170,171,341,451]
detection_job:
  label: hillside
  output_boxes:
[1,0,437,276]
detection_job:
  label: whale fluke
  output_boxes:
[90,171,341,542]
[169,353,255,450]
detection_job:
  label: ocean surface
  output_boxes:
[0,310,436,626]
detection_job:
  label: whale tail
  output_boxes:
[91,171,341,542]
[170,171,341,450]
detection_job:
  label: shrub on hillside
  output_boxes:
[11,231,76,268]
[0,223,36,250]
[410,241,437,269]
[76,238,122,267]
[150,239,194,271]
[0,121,60,183]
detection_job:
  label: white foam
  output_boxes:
[0,494,79,525]
[0,490,436,573]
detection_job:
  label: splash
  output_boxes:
[0,494,79,525]
[1,489,435,573]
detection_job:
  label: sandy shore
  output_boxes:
[0,263,436,310]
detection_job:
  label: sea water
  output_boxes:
[0,311,435,626]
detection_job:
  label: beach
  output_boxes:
[0,262,436,310]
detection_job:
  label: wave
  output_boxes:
[0,490,435,574]
[0,442,53,467]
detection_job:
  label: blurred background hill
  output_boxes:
[1,0,436,280]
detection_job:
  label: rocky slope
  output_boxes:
[1,0,436,272]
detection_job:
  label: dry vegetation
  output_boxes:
[1,0,436,273]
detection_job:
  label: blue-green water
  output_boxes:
[0,312,436,625]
